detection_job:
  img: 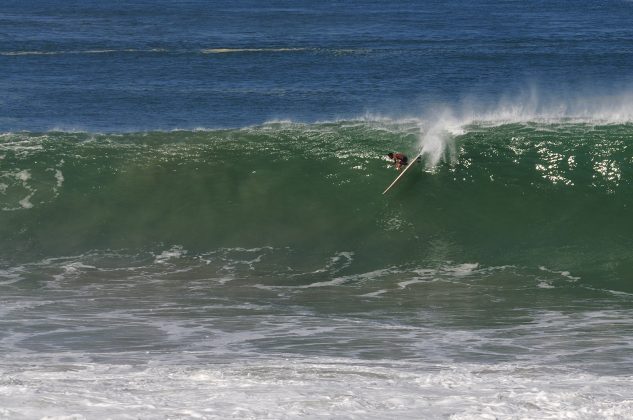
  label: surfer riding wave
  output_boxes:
[387,152,408,171]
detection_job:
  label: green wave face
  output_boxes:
[1,121,633,290]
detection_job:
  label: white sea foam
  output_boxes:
[299,267,393,289]
[17,193,33,209]
[0,169,37,211]
[2,252,631,417]
[54,169,64,188]
[154,245,186,264]
[51,262,97,284]
[300,276,352,288]
[359,289,388,297]
[0,358,631,419]
[538,266,580,282]
[443,262,479,277]
[397,279,426,289]
[14,169,31,182]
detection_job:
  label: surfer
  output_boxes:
[387,152,408,171]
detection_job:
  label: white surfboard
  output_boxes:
[382,152,423,195]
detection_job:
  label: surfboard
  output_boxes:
[382,152,423,195]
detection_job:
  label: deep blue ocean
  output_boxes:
[4,0,633,131]
[2,1,633,418]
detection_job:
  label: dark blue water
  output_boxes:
[3,0,633,131]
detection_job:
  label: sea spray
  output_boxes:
[416,88,633,169]
[418,107,464,168]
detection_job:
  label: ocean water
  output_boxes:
[2,1,633,419]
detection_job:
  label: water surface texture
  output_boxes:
[2,1,633,418]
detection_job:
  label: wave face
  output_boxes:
[2,120,633,291]
[3,120,633,419]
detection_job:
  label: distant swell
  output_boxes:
[1,47,367,57]
[0,48,168,56]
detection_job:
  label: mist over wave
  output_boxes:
[417,88,633,165]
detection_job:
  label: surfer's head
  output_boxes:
[387,153,394,159]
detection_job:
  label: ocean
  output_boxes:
[2,1,633,418]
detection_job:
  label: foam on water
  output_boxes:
[1,246,633,417]
[0,357,631,419]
